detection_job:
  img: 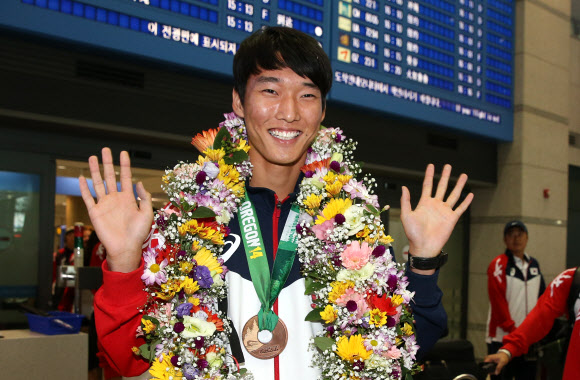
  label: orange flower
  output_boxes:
[205,309,224,331]
[191,128,219,153]
[300,158,331,174]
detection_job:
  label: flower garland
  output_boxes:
[135,113,421,380]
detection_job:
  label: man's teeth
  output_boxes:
[269,130,300,140]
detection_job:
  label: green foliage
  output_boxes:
[304,277,326,295]
[304,307,324,322]
[313,336,335,352]
[191,206,217,218]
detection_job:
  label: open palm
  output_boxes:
[401,164,473,272]
[79,148,153,273]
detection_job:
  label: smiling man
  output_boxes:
[81,27,473,379]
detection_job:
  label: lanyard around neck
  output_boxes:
[239,192,300,331]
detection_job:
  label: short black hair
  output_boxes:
[233,26,332,109]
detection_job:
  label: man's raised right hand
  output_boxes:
[79,148,154,273]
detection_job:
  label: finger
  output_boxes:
[420,164,435,199]
[434,164,451,200]
[400,185,412,219]
[119,151,133,192]
[136,182,154,218]
[88,154,106,200]
[446,173,468,207]
[453,192,474,216]
[79,176,95,211]
[102,147,118,194]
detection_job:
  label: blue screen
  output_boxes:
[0,0,514,140]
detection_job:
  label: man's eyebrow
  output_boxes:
[256,76,318,89]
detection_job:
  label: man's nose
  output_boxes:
[276,95,300,122]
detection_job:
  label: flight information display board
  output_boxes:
[0,0,514,140]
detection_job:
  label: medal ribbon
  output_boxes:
[239,193,300,332]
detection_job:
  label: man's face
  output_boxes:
[232,67,326,168]
[65,233,75,250]
[504,227,528,254]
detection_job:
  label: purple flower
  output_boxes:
[194,265,214,288]
[372,245,386,257]
[182,364,200,380]
[196,359,209,369]
[141,249,168,286]
[387,275,398,290]
[194,337,205,349]
[176,250,187,260]
[307,147,314,153]
[335,134,343,142]
[334,213,345,225]
[346,300,358,312]
[296,224,303,234]
[330,161,341,172]
[195,171,207,185]
[387,316,397,328]
[305,170,314,178]
[326,325,335,334]
[352,359,365,371]
[170,355,180,367]
[173,322,185,333]
[176,303,193,318]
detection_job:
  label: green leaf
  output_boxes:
[304,307,324,322]
[238,368,248,375]
[304,277,326,295]
[213,127,231,150]
[142,315,159,325]
[313,336,335,352]
[365,204,380,216]
[138,343,156,362]
[191,206,217,218]
[223,149,249,165]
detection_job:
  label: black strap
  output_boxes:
[568,267,580,324]
[218,296,245,365]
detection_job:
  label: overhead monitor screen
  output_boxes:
[0,0,514,140]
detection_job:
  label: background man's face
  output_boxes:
[503,227,528,254]
[65,233,75,250]
[233,67,325,168]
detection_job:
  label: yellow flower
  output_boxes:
[157,280,179,300]
[356,226,371,239]
[320,305,338,323]
[337,174,352,184]
[180,262,194,274]
[328,281,354,303]
[315,198,353,225]
[303,194,323,210]
[335,334,372,363]
[194,248,223,275]
[149,354,183,380]
[188,296,201,306]
[178,220,224,245]
[369,309,387,327]
[391,294,404,307]
[181,278,200,295]
[238,138,251,153]
[379,234,394,245]
[326,181,343,197]
[403,322,414,336]
[323,171,338,185]
[204,148,226,162]
[217,163,240,185]
[142,318,156,334]
[131,346,140,355]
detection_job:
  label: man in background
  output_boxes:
[486,220,545,379]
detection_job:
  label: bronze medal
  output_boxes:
[242,315,288,359]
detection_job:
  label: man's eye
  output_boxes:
[302,93,317,98]
[262,89,277,94]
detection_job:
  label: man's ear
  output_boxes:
[232,89,244,118]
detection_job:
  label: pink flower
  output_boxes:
[385,346,402,359]
[312,219,335,240]
[336,288,369,319]
[340,241,372,270]
[141,249,168,286]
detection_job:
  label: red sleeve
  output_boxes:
[93,259,150,377]
[502,268,576,357]
[488,255,516,334]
